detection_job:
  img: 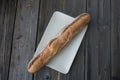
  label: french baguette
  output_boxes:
[27,13,91,73]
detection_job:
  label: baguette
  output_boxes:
[27,13,91,73]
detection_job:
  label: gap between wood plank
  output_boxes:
[7,0,18,79]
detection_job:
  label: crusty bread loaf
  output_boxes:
[27,13,91,73]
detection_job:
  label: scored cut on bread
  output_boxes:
[27,13,91,74]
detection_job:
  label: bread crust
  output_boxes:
[27,13,91,73]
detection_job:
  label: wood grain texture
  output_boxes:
[0,1,6,80]
[8,0,39,80]
[0,0,120,80]
[85,0,111,80]
[111,0,120,80]
[0,0,17,80]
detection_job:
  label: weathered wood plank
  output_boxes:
[85,0,111,80]
[0,1,6,80]
[61,0,87,17]
[0,0,17,80]
[8,0,39,80]
[111,0,120,80]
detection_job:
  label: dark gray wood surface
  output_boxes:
[0,0,17,80]
[8,0,39,80]
[0,0,120,80]
[85,0,111,80]
[111,0,120,80]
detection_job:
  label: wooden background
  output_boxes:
[0,0,120,80]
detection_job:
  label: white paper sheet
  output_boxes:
[32,11,87,74]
